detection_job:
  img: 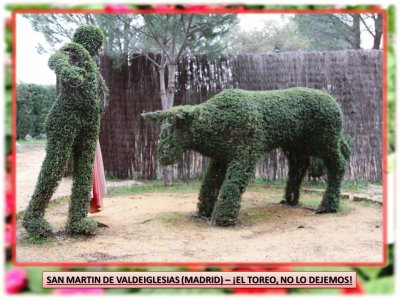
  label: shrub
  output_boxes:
[16,83,56,139]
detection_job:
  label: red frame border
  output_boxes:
[10,7,389,268]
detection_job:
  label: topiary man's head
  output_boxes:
[72,25,104,56]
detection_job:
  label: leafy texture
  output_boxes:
[16,84,56,139]
[22,25,105,238]
[144,88,349,226]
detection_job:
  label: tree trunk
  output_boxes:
[123,22,130,54]
[159,67,168,109]
[158,63,177,186]
[373,14,383,49]
[166,63,176,109]
[352,15,361,49]
[162,165,174,186]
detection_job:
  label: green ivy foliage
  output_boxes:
[16,84,56,139]
[23,25,105,238]
[144,88,349,226]
[308,157,326,181]
[308,136,351,181]
[72,25,104,57]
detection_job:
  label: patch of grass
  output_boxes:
[107,179,285,198]
[154,212,198,227]
[251,177,287,187]
[105,174,120,180]
[107,181,200,196]
[359,200,383,209]
[79,175,377,198]
[17,138,47,145]
[340,181,372,191]
[250,178,373,192]
[19,235,55,245]
[17,139,47,151]
[301,180,370,192]
[239,207,269,225]
[247,184,283,194]
[299,197,352,214]
[155,212,185,225]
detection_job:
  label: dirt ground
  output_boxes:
[16,190,383,263]
[16,143,140,212]
[16,142,383,263]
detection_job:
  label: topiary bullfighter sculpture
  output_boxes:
[23,25,106,238]
[143,88,350,226]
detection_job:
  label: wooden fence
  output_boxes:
[99,50,382,182]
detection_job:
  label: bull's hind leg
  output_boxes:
[197,160,227,218]
[211,152,259,226]
[317,143,346,213]
[282,151,309,206]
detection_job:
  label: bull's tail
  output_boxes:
[340,134,351,161]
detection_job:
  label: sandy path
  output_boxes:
[16,146,71,212]
[16,145,140,212]
[16,190,383,263]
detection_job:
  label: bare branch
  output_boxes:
[141,15,173,62]
[187,22,209,36]
[359,14,376,37]
[175,15,194,61]
[115,15,171,61]
[131,52,161,68]
[116,15,151,39]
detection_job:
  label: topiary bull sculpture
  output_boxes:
[142,88,350,226]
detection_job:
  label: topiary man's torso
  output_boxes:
[144,87,349,226]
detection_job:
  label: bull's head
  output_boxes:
[141,106,196,166]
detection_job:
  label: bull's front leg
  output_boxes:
[197,159,227,218]
[210,153,258,226]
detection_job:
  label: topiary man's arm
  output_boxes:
[48,50,85,87]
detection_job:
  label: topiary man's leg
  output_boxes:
[197,159,227,218]
[23,129,76,238]
[211,153,258,226]
[317,144,346,213]
[66,129,98,235]
[283,152,309,206]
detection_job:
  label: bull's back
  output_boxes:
[191,88,343,157]
[259,88,343,148]
[190,89,265,158]
[203,88,343,135]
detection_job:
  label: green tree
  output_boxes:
[24,14,139,62]
[25,14,90,54]
[223,17,310,54]
[16,83,56,139]
[293,13,383,50]
[293,14,362,50]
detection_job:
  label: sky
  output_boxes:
[16,15,57,85]
[17,13,374,85]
